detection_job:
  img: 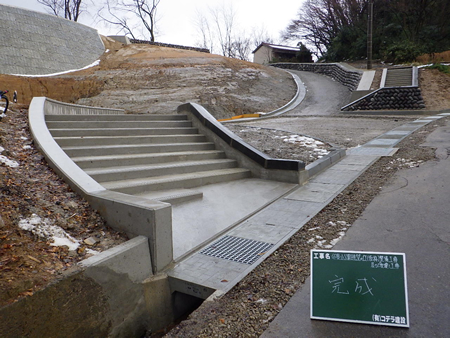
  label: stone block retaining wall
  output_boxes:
[342,87,425,111]
[130,39,210,53]
[0,4,104,75]
[271,63,362,91]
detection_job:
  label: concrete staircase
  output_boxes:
[46,114,251,204]
[384,67,413,87]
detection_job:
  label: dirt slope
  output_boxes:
[0,37,296,120]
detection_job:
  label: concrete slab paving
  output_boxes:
[347,147,398,156]
[285,182,346,203]
[364,138,402,147]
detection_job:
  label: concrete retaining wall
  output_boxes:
[0,237,189,337]
[0,4,104,75]
[342,87,425,111]
[271,63,363,91]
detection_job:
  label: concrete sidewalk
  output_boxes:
[261,117,450,337]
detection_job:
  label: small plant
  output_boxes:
[426,63,450,74]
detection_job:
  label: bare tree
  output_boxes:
[97,0,138,39]
[194,4,278,61]
[251,26,274,51]
[210,3,236,58]
[194,3,237,57]
[194,9,215,53]
[98,0,161,41]
[38,0,85,21]
[230,37,251,61]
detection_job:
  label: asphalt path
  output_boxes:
[287,70,353,116]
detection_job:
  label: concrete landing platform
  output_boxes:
[171,178,296,259]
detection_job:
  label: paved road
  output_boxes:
[288,70,353,116]
[261,118,450,337]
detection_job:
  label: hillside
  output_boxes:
[0,37,297,120]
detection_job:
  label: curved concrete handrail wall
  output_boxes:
[263,71,306,117]
[178,102,308,184]
[221,71,305,122]
[29,97,173,273]
[0,4,104,75]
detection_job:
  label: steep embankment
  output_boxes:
[0,37,297,120]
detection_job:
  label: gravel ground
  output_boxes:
[232,115,418,149]
[162,117,447,338]
[226,124,334,165]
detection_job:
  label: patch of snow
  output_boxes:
[86,248,99,255]
[0,146,19,167]
[330,231,346,246]
[18,214,80,251]
[23,145,31,149]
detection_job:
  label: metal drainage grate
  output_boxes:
[200,235,274,265]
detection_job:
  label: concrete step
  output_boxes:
[85,159,238,182]
[101,168,252,195]
[63,142,217,157]
[45,114,188,122]
[385,68,412,87]
[72,150,225,169]
[49,127,198,137]
[46,120,193,129]
[135,189,204,204]
[54,134,207,147]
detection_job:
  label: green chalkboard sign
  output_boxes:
[310,249,409,327]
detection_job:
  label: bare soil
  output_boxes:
[0,109,128,307]
[419,67,450,111]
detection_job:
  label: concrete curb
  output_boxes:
[306,148,347,178]
[222,70,306,122]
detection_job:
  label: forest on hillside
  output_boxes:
[283,0,450,63]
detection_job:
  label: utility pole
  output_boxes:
[367,0,374,69]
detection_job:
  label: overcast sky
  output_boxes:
[1,0,303,47]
